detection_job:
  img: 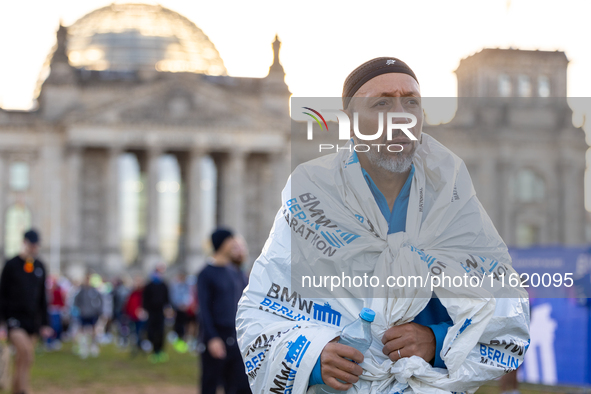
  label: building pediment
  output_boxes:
[63,76,280,129]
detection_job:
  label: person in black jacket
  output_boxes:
[143,263,170,363]
[0,230,52,394]
[197,228,250,394]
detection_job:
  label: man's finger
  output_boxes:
[381,325,406,344]
[331,356,363,376]
[333,343,364,364]
[330,366,360,384]
[382,336,406,356]
[325,376,353,391]
[322,351,363,376]
[387,346,406,362]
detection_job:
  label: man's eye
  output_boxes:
[375,100,388,106]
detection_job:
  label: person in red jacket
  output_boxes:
[47,276,65,349]
[125,275,147,355]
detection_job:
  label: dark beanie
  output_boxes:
[24,229,40,244]
[342,57,419,109]
[211,228,234,252]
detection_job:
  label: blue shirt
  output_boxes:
[309,158,452,386]
[360,164,414,233]
[170,279,192,309]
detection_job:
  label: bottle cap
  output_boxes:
[359,308,375,322]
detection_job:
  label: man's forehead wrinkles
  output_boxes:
[378,91,420,97]
[354,89,421,98]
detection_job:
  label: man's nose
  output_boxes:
[390,99,410,122]
[391,98,405,113]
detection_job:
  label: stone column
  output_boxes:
[65,147,82,268]
[498,159,515,245]
[561,159,584,245]
[0,153,5,258]
[264,151,285,225]
[546,162,561,244]
[271,145,291,206]
[143,148,161,272]
[223,150,246,235]
[478,158,498,227]
[185,149,204,273]
[576,166,587,244]
[38,141,63,275]
[104,147,124,274]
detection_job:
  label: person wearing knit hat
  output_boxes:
[342,57,419,110]
[343,57,423,177]
[197,228,250,394]
[0,229,53,394]
[236,56,529,394]
[211,228,234,252]
[300,58,453,391]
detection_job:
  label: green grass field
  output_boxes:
[0,342,586,394]
[1,341,198,393]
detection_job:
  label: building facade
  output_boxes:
[0,4,291,276]
[0,5,586,278]
[426,48,587,247]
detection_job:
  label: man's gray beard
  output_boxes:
[366,148,415,173]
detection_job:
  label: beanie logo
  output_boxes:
[386,59,396,65]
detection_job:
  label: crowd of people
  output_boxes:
[42,264,200,362]
[0,227,252,394]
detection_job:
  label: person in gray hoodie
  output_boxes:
[74,273,103,358]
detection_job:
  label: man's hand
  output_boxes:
[381,322,435,363]
[208,337,226,359]
[40,326,54,339]
[164,306,175,319]
[137,308,148,321]
[320,338,364,391]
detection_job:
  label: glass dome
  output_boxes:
[66,3,227,75]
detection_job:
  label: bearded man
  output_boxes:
[236,57,530,394]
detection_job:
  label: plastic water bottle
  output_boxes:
[317,307,375,393]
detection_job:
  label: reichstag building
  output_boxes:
[0,3,586,278]
[0,4,290,276]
